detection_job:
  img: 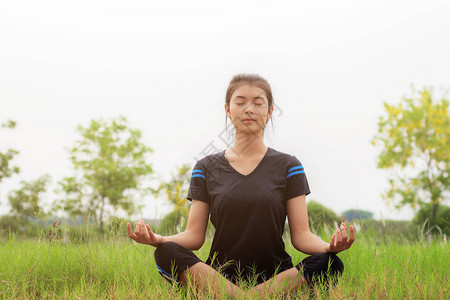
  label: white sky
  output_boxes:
[1,0,449,221]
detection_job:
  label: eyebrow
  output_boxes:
[234,94,266,100]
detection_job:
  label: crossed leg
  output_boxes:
[154,242,343,298]
[179,262,241,297]
[251,267,306,296]
[181,263,307,298]
[154,242,242,297]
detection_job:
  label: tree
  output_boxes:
[53,176,92,223]
[56,116,154,230]
[341,209,374,222]
[151,164,191,233]
[8,175,50,218]
[372,87,449,220]
[0,120,20,183]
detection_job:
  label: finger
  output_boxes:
[329,234,336,251]
[127,222,137,240]
[340,224,348,241]
[335,228,342,248]
[127,222,133,236]
[146,224,154,238]
[138,222,146,235]
[134,222,140,234]
[143,224,151,238]
[348,225,356,246]
[135,222,144,236]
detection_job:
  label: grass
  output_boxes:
[0,226,448,299]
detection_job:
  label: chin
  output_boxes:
[236,128,262,136]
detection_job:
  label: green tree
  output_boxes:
[53,176,91,223]
[341,209,374,222]
[56,116,154,229]
[8,175,50,218]
[152,164,191,233]
[372,87,449,220]
[0,120,20,182]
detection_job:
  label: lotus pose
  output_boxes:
[127,74,355,297]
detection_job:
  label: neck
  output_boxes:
[230,131,267,157]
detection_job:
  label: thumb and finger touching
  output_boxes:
[328,224,357,253]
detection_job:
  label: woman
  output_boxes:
[127,74,355,297]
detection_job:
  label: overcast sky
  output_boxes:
[1,0,449,221]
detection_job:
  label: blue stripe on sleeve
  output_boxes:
[287,170,305,178]
[191,174,205,179]
[288,165,304,173]
[192,169,203,174]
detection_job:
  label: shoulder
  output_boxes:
[193,150,225,172]
[267,147,306,174]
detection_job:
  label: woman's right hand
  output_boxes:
[127,219,165,247]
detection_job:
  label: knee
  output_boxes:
[305,253,344,276]
[299,253,344,287]
[154,241,181,266]
[328,253,344,276]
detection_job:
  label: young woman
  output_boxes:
[127,74,355,297]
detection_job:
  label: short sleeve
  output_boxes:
[186,160,211,204]
[286,156,311,200]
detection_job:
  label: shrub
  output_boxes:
[307,200,340,229]
[158,210,187,235]
[0,215,28,233]
[413,203,450,236]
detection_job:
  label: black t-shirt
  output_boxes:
[187,147,311,283]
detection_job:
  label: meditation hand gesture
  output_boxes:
[127,220,165,247]
[326,223,355,254]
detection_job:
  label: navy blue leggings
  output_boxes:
[154,241,344,286]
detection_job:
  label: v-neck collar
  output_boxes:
[222,147,271,178]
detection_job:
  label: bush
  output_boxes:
[0,215,28,233]
[307,200,340,229]
[105,216,127,235]
[413,203,450,236]
[158,210,187,235]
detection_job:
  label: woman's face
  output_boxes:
[225,84,273,135]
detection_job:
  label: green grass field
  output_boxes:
[0,226,448,299]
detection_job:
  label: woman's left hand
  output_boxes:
[326,223,355,254]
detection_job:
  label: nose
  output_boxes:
[244,102,255,114]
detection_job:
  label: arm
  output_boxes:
[162,199,209,250]
[286,195,355,254]
[127,199,210,251]
[287,194,328,254]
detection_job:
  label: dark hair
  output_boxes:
[225,73,274,137]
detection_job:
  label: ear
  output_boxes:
[224,103,231,118]
[267,104,274,120]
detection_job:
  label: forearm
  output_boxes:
[291,232,329,255]
[161,230,204,251]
